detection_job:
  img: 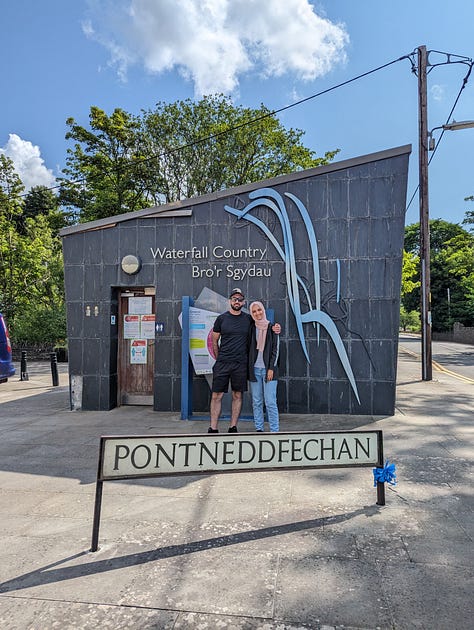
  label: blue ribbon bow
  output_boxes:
[373,461,397,487]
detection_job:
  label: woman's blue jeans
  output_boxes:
[250,367,279,432]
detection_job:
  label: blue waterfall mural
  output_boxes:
[225,187,361,404]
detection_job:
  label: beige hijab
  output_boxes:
[250,301,269,352]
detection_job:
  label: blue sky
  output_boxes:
[1,0,473,226]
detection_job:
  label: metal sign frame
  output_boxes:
[91,430,385,551]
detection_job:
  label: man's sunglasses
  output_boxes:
[231,297,245,302]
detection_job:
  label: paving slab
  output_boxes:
[378,562,473,630]
[274,556,392,629]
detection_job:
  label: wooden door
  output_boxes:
[118,289,155,405]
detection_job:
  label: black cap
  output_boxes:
[229,287,244,298]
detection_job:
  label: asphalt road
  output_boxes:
[398,333,474,383]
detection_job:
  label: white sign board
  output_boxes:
[130,339,147,364]
[179,306,220,375]
[100,431,382,479]
[123,314,140,339]
[128,296,152,315]
[140,314,156,339]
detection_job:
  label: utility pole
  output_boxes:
[418,45,432,380]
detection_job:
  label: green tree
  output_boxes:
[404,219,466,255]
[0,154,24,220]
[11,303,66,345]
[399,305,420,332]
[462,199,474,232]
[435,231,474,328]
[22,185,75,235]
[0,155,25,319]
[401,250,420,298]
[403,219,474,331]
[59,106,146,222]
[0,156,65,340]
[139,95,338,204]
[400,249,420,331]
[61,96,338,221]
[1,213,64,322]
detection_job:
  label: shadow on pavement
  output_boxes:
[0,505,379,594]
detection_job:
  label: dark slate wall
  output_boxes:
[62,150,409,414]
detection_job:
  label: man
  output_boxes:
[209,288,280,433]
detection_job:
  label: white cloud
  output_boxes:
[85,0,348,96]
[431,84,445,102]
[0,134,56,191]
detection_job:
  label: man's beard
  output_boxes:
[230,303,243,313]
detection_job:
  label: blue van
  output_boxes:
[0,313,15,383]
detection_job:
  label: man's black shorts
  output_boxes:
[211,361,248,393]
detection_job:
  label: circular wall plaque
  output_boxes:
[121,255,141,275]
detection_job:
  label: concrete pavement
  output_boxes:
[0,349,472,629]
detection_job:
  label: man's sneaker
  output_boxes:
[228,425,238,433]
[208,427,218,433]
[256,429,264,432]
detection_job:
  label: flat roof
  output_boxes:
[60,144,411,237]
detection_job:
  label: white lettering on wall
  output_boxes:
[151,244,272,277]
[192,266,223,278]
[150,246,209,260]
[213,247,267,260]
[150,246,267,261]
[225,265,271,280]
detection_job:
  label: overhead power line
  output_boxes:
[405,50,473,213]
[19,53,412,198]
[17,48,472,206]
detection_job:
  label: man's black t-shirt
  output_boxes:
[213,311,252,364]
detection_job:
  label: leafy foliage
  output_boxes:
[0,156,65,343]
[399,305,420,332]
[401,250,420,298]
[403,219,474,331]
[463,197,474,232]
[10,304,66,344]
[139,95,338,204]
[59,107,145,222]
[60,96,338,220]
[0,154,24,221]
[22,185,75,235]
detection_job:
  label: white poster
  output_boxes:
[123,314,140,339]
[130,339,147,364]
[128,296,152,315]
[186,306,220,375]
[140,314,156,339]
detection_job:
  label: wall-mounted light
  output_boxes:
[121,255,142,275]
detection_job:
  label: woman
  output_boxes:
[248,301,280,432]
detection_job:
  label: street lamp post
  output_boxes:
[418,46,432,380]
[429,119,474,149]
[417,45,474,381]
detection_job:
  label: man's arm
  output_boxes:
[212,331,221,359]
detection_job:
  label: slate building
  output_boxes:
[60,145,410,416]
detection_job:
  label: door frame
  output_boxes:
[117,287,156,406]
